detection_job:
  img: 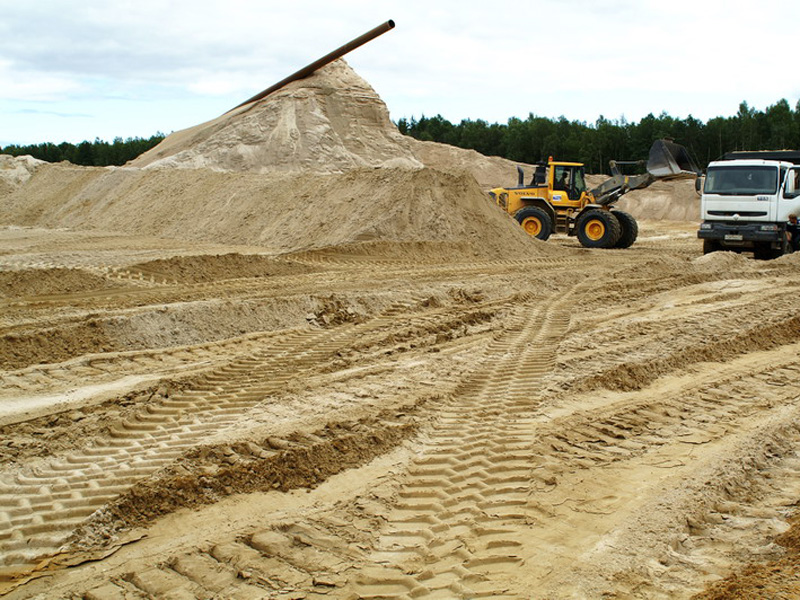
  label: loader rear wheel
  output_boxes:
[576,210,621,249]
[611,210,638,248]
[514,207,553,241]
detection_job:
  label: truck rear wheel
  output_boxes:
[611,210,638,248]
[514,206,553,241]
[575,210,621,249]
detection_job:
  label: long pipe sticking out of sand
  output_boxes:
[226,19,396,114]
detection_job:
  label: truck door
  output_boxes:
[782,167,800,221]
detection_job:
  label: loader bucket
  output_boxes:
[647,139,700,178]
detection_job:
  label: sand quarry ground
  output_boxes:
[2,60,800,600]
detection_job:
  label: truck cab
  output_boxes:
[698,151,800,259]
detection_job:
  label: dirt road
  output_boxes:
[1,222,800,599]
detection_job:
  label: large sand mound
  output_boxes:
[0,162,538,255]
[131,60,423,174]
[0,59,548,255]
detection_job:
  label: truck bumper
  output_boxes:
[697,221,784,249]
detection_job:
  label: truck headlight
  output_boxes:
[700,223,713,230]
[759,224,779,231]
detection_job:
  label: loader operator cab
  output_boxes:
[553,164,586,201]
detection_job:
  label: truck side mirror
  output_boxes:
[695,175,703,195]
[784,171,800,198]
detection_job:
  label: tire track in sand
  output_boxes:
[63,288,572,600]
[353,288,573,599]
[0,296,511,577]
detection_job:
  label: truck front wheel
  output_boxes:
[754,240,786,260]
[575,210,621,249]
[702,239,722,255]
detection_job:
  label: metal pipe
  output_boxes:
[227,19,395,113]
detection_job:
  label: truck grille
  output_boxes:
[707,210,768,217]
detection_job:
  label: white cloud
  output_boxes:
[0,60,83,101]
[3,0,800,143]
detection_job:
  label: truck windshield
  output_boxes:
[704,165,778,195]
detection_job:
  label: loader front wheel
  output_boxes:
[611,210,638,248]
[514,207,553,241]
[576,210,621,249]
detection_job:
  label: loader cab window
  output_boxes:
[553,165,586,200]
[573,168,586,195]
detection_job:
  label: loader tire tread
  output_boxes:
[576,210,621,249]
[514,206,553,241]
[611,210,638,249]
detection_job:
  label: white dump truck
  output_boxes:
[697,150,800,259]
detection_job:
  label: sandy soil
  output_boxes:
[0,222,798,600]
[2,58,799,600]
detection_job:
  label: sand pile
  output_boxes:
[0,267,123,298]
[0,59,547,255]
[0,162,536,255]
[131,60,423,174]
[616,178,699,221]
[410,140,532,192]
[0,155,44,199]
[127,254,318,283]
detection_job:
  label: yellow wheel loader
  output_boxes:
[489,139,699,248]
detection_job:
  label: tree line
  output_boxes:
[1,134,165,167]
[397,99,800,173]
[3,98,799,172]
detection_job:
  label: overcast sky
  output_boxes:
[2,0,800,146]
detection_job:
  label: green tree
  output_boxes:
[1,134,165,166]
